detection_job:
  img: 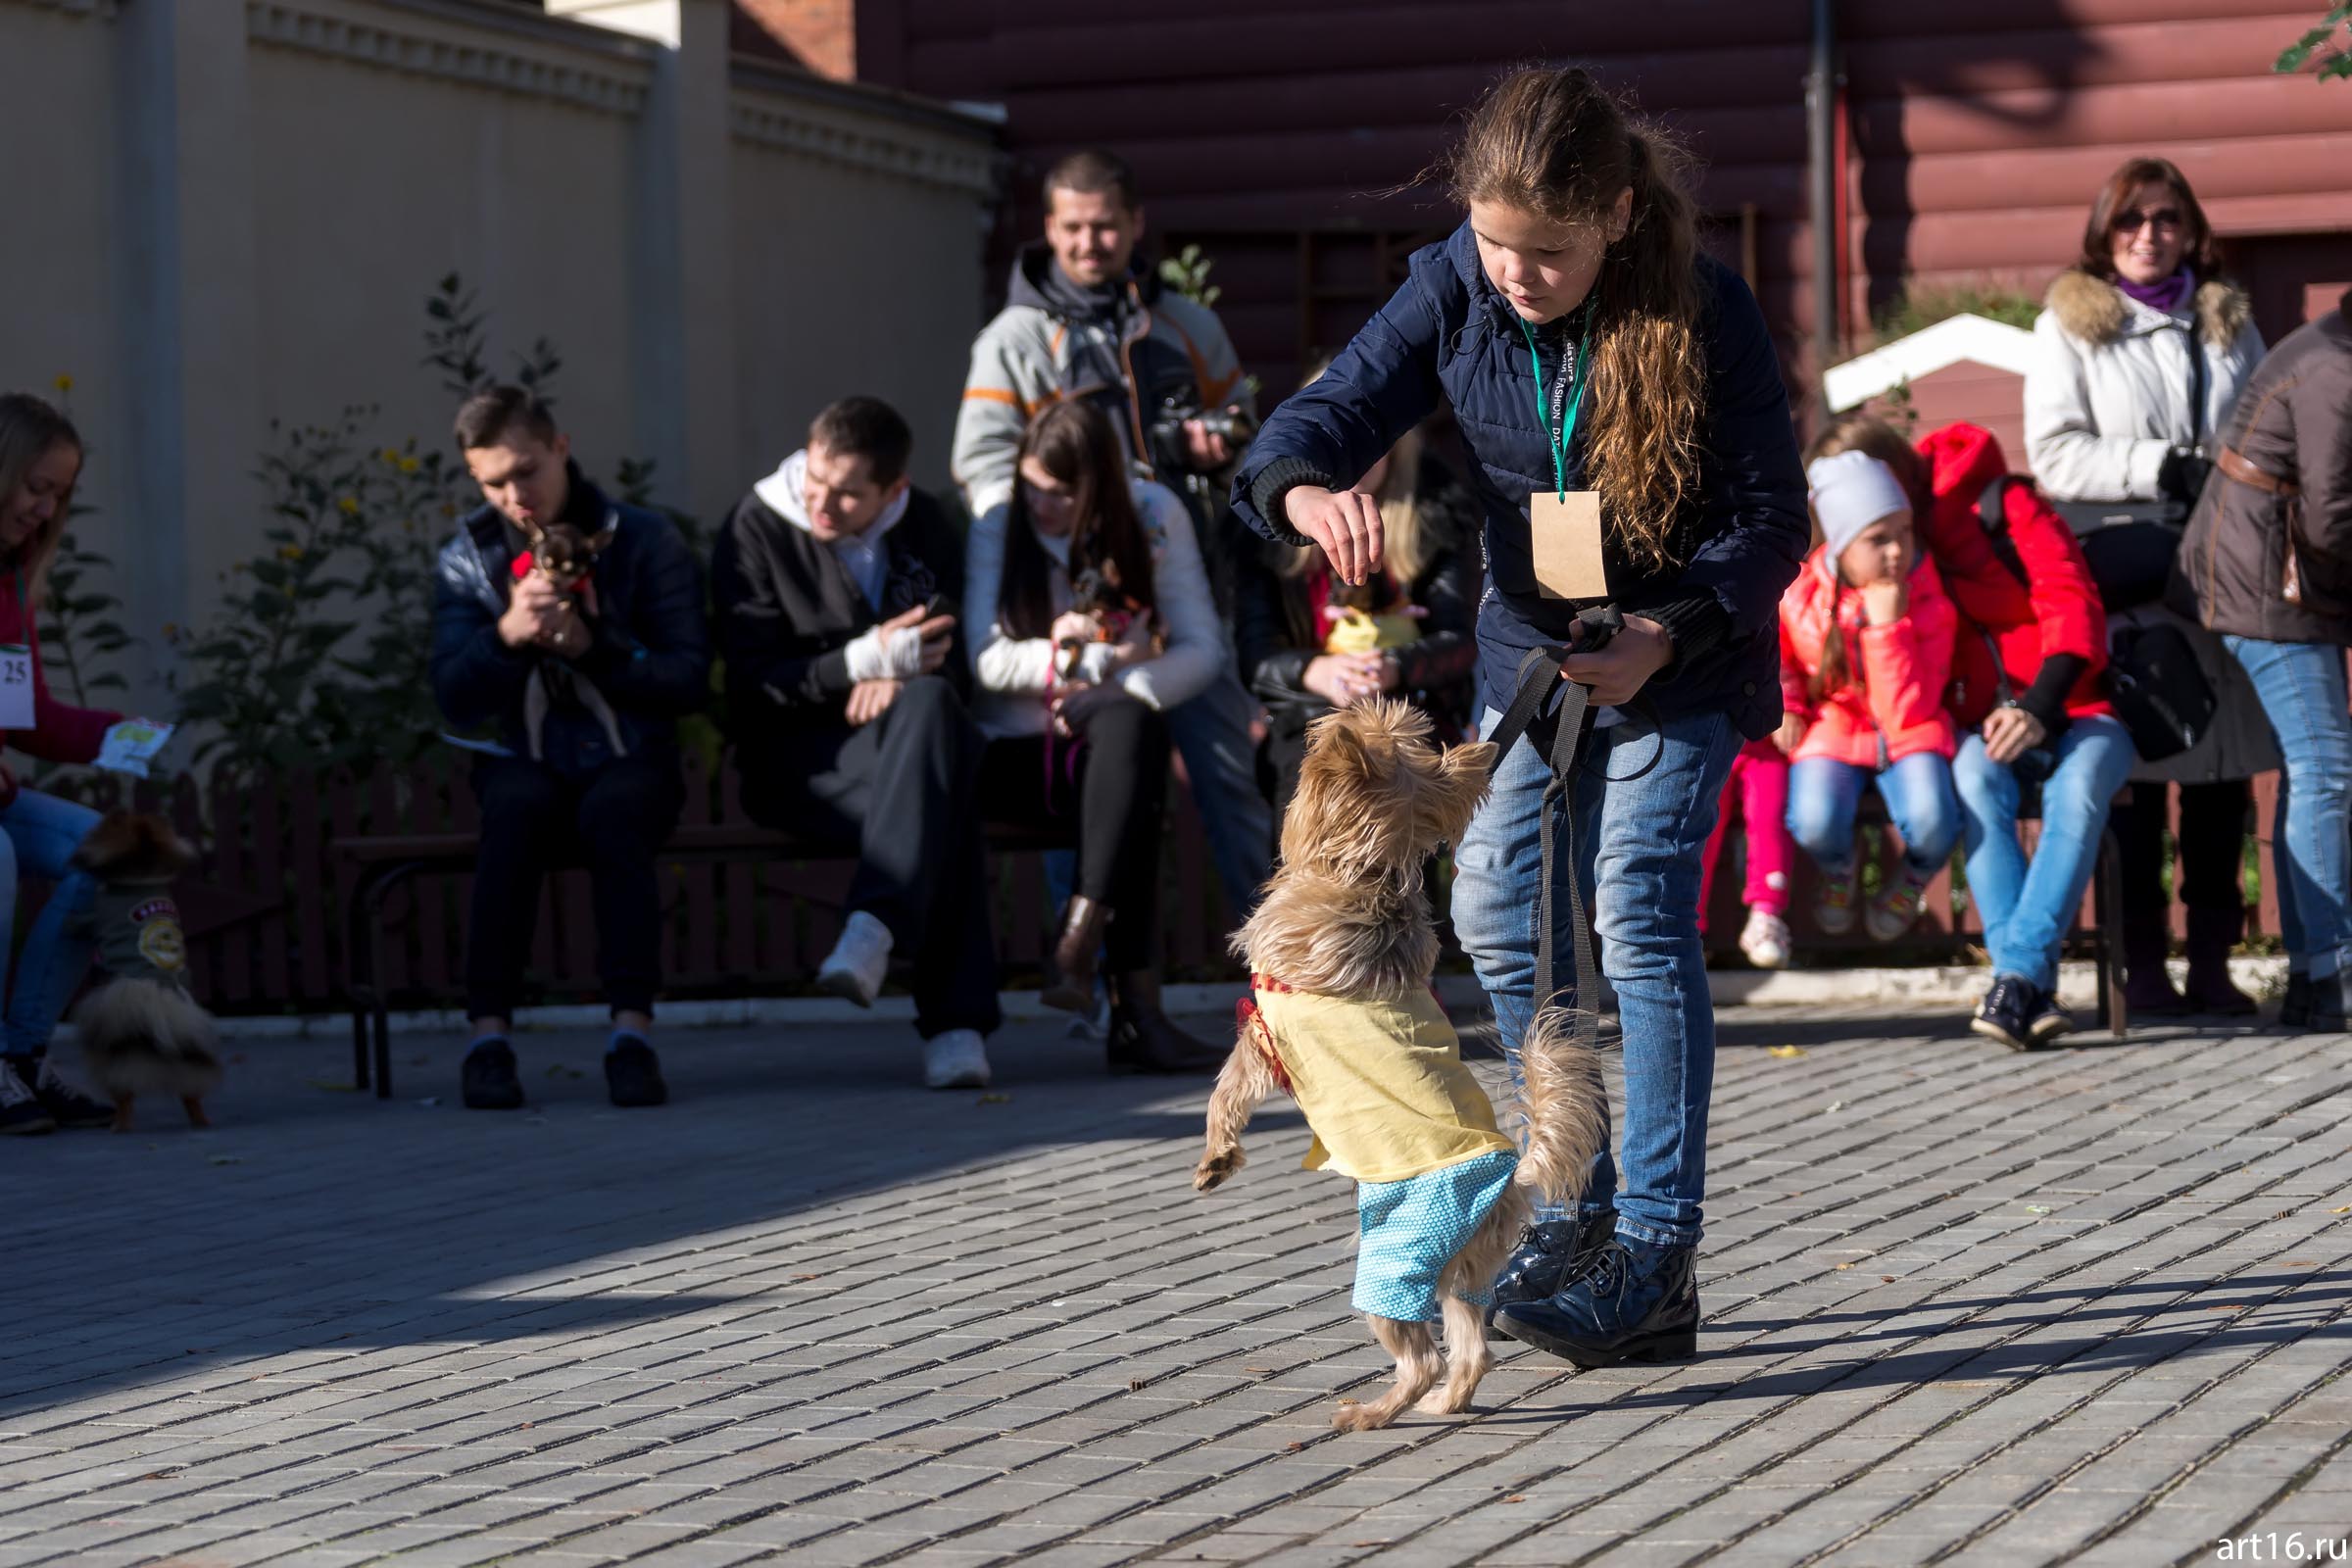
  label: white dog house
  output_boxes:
[1822,314,2038,465]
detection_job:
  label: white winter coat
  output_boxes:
[965,478,1223,739]
[2025,270,2263,502]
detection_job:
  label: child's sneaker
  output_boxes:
[1865,868,1934,943]
[1738,908,1791,969]
[1813,874,1857,937]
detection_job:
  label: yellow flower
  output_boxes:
[380,448,401,465]
[398,456,419,474]
[53,373,72,393]
[277,544,304,562]
[337,496,361,515]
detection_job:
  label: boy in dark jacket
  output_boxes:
[712,397,1001,1089]
[430,386,711,1111]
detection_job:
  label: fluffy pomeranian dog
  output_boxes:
[66,810,219,1132]
[1193,700,1605,1431]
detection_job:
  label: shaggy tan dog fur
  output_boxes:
[68,810,220,1132]
[1194,700,1607,1431]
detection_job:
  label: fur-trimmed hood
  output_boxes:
[2044,269,2250,350]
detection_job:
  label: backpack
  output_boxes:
[1973,475,2211,761]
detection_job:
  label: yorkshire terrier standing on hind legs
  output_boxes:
[1193,700,1607,1431]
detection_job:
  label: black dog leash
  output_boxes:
[1480,606,1625,1041]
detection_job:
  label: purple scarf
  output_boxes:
[2117,267,2194,316]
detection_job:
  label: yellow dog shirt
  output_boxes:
[1242,976,1516,1184]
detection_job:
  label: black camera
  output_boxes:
[1149,396,1256,473]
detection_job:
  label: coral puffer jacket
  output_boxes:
[1915,422,2112,729]
[1779,552,1958,768]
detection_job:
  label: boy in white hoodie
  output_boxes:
[710,397,1001,1090]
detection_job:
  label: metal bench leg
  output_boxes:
[347,864,388,1092]
[343,861,425,1102]
[364,864,422,1101]
[2096,826,2128,1039]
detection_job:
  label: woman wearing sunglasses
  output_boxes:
[2025,156,2273,1020]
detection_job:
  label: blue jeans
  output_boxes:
[2224,636,2352,968]
[1953,715,2134,991]
[1451,703,1740,1247]
[1786,752,1961,875]
[1163,669,1273,916]
[0,789,102,1057]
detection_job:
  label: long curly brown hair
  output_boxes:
[1446,67,1707,573]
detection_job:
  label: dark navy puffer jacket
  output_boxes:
[1232,221,1808,737]
[430,469,711,777]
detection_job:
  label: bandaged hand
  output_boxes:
[845,605,938,683]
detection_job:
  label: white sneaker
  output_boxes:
[1813,873,1857,936]
[923,1029,991,1090]
[1738,908,1791,969]
[816,910,893,1007]
[0,1059,55,1136]
[1865,871,1931,944]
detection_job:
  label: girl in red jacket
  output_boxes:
[1696,739,1794,967]
[1780,452,1962,943]
[1812,416,2132,1049]
[0,395,126,1135]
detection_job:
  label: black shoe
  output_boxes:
[1103,974,1223,1074]
[1970,975,2039,1052]
[2027,991,2075,1047]
[32,1057,116,1130]
[2310,972,2352,1033]
[2279,972,2312,1030]
[605,1036,668,1107]
[1493,1237,1700,1369]
[1486,1209,1616,1336]
[0,1058,55,1136]
[461,1038,525,1110]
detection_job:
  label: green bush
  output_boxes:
[165,276,710,772]
[1871,283,2041,340]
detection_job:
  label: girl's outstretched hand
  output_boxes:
[1284,485,1384,586]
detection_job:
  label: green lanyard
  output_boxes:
[1519,310,1592,502]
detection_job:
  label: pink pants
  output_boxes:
[1698,743,1793,934]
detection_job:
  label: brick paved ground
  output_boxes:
[3,1003,2348,1567]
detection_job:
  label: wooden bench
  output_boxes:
[1712,789,2135,1034]
[332,818,1076,1100]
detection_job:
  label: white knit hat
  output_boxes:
[1806,450,1911,561]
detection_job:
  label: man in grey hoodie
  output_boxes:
[711,397,1000,1089]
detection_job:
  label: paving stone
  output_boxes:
[0,1009,2345,1566]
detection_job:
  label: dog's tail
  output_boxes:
[1511,1004,1608,1211]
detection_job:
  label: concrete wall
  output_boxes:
[728,59,992,490]
[0,0,999,702]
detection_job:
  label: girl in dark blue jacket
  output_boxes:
[1232,68,1807,1368]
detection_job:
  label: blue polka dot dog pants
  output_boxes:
[1351,1150,1521,1323]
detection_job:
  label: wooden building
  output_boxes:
[755,0,2352,409]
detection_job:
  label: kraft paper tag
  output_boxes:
[1530,490,1609,601]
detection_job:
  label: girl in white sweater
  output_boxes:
[965,400,1224,1073]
